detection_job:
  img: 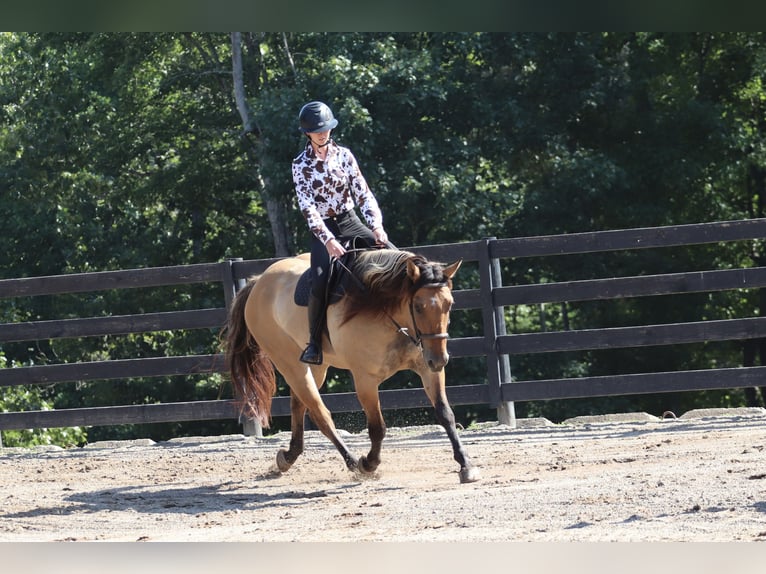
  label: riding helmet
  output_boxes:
[298,101,338,133]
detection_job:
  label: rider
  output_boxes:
[292,100,391,365]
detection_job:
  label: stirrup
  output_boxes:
[299,343,323,365]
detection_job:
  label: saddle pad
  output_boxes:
[293,269,313,307]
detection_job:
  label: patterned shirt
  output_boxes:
[292,140,383,245]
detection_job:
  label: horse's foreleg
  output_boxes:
[355,382,386,474]
[422,375,481,483]
[277,394,307,472]
[433,398,481,483]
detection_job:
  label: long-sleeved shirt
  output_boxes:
[292,140,383,245]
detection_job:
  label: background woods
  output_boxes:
[2,32,766,445]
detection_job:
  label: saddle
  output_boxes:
[294,237,396,307]
[293,251,358,308]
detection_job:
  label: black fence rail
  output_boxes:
[1,219,765,434]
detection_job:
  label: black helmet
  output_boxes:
[298,101,338,133]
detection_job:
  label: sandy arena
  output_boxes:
[1,407,765,542]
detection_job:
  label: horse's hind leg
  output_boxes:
[276,394,307,472]
[305,399,359,472]
[283,370,360,472]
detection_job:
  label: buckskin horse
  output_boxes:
[224,248,480,483]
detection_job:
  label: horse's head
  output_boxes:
[406,257,462,372]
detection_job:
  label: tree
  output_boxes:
[4,32,766,443]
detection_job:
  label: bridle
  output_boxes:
[390,282,451,349]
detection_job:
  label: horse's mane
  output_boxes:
[340,249,452,324]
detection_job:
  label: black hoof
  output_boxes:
[276,449,293,472]
[357,455,379,475]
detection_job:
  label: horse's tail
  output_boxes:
[223,278,276,428]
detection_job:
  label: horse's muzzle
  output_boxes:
[426,352,450,372]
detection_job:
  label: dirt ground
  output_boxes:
[2,407,766,542]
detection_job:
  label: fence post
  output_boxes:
[491,253,516,428]
[222,258,263,438]
[222,258,245,312]
[478,238,516,426]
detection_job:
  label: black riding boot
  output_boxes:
[300,292,325,365]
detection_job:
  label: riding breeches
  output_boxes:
[309,209,378,298]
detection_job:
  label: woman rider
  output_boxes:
[291,101,391,365]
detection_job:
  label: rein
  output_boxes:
[391,282,450,348]
[331,248,368,292]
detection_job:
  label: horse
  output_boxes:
[224,248,481,483]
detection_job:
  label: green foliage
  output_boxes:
[3,32,766,442]
[0,352,87,447]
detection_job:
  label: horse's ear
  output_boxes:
[443,259,462,280]
[406,258,421,283]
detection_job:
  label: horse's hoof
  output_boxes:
[276,449,292,473]
[357,455,379,475]
[459,466,481,483]
[344,455,360,473]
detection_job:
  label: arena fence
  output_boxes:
[1,219,765,437]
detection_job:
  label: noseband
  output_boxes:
[391,282,450,348]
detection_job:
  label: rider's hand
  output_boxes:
[325,238,347,258]
[373,227,389,246]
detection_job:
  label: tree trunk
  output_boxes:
[230,32,292,258]
[262,176,292,257]
[231,32,256,136]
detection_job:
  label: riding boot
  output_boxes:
[300,292,325,365]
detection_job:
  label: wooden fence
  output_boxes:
[1,218,766,436]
